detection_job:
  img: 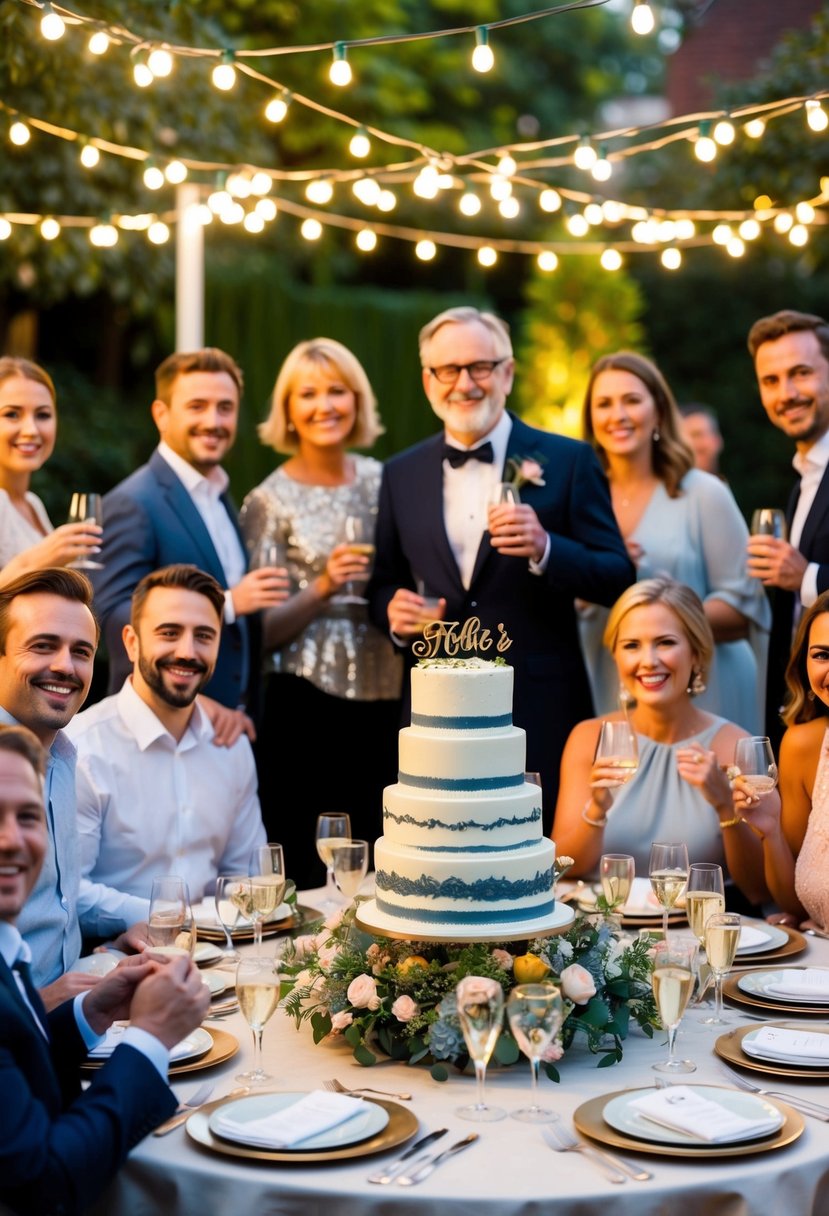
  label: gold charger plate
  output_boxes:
[197,905,324,943]
[723,973,829,1017]
[186,1094,418,1163]
[82,1027,238,1077]
[715,1022,829,1079]
[573,1087,804,1159]
[731,927,807,968]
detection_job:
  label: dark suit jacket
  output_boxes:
[0,958,176,1216]
[766,463,829,748]
[367,414,635,833]
[92,450,259,714]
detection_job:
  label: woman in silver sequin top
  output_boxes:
[240,338,403,888]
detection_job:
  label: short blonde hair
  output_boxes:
[603,577,713,689]
[258,338,384,455]
[418,306,513,368]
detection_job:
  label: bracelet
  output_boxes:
[581,799,608,828]
[718,814,743,829]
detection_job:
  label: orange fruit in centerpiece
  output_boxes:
[397,954,429,975]
[513,952,550,984]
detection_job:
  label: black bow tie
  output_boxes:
[443,441,494,468]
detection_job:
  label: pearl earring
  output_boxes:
[652,429,661,443]
[687,670,705,695]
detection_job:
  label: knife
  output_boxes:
[397,1132,479,1185]
[366,1128,449,1184]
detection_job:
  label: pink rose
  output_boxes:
[491,948,513,971]
[541,1039,564,1063]
[317,943,341,971]
[560,963,596,1005]
[330,1009,353,1032]
[291,934,318,961]
[456,975,502,1006]
[347,974,381,1010]
[324,907,346,932]
[391,995,420,1023]
[518,459,545,486]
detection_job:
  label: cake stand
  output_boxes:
[354,897,574,944]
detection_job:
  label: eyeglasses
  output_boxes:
[427,359,507,385]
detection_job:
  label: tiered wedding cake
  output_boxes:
[360,656,558,938]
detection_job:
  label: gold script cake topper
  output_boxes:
[412,616,513,659]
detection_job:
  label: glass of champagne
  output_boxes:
[599,853,635,918]
[147,875,193,958]
[455,975,506,1122]
[249,843,286,951]
[315,813,351,908]
[733,736,778,796]
[750,508,787,540]
[703,911,741,1026]
[648,841,689,940]
[67,492,104,570]
[685,862,725,948]
[330,839,369,902]
[235,955,280,1085]
[651,939,697,1074]
[214,873,253,961]
[339,514,374,604]
[505,982,564,1122]
[592,720,639,788]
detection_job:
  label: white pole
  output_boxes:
[175,182,204,350]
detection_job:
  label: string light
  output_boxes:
[744,118,766,138]
[79,142,100,168]
[40,4,66,41]
[40,217,61,240]
[675,218,696,239]
[726,236,745,257]
[356,228,377,251]
[713,118,736,145]
[415,239,436,260]
[471,27,494,73]
[0,219,12,240]
[488,175,512,201]
[789,223,809,246]
[631,0,655,36]
[773,212,794,234]
[264,91,291,123]
[301,218,323,240]
[349,126,371,158]
[353,177,381,205]
[164,160,188,184]
[498,196,520,219]
[661,248,682,269]
[147,220,170,244]
[600,249,623,270]
[573,137,597,170]
[566,213,589,237]
[795,201,816,224]
[88,31,110,56]
[413,166,440,199]
[143,161,165,190]
[133,59,153,88]
[306,179,334,204]
[147,47,174,78]
[9,122,30,146]
[584,203,604,226]
[496,153,517,178]
[459,191,482,217]
[694,121,717,163]
[539,189,562,213]
[249,172,272,195]
[89,221,118,247]
[212,50,237,92]
[591,146,612,181]
[255,198,278,221]
[243,211,265,233]
[712,223,732,245]
[805,100,828,132]
[477,245,497,266]
[376,190,396,212]
[739,218,761,240]
[329,43,352,87]
[537,250,558,272]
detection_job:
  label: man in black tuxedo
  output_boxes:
[0,723,209,1216]
[746,309,829,751]
[368,306,634,832]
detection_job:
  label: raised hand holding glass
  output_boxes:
[593,720,639,788]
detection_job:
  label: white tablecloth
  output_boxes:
[91,894,829,1216]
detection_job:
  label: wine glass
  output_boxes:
[339,514,374,604]
[315,813,351,908]
[702,911,741,1026]
[685,862,725,948]
[249,843,286,951]
[455,975,506,1122]
[651,939,697,1074]
[505,982,564,1122]
[524,772,542,787]
[592,720,639,788]
[733,736,778,796]
[751,508,787,540]
[251,538,287,571]
[214,873,253,961]
[67,492,104,570]
[147,875,194,958]
[599,853,635,918]
[235,955,280,1085]
[648,841,689,940]
[329,838,369,902]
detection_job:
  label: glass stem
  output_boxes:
[712,973,723,1020]
[666,1023,678,1066]
[662,907,669,940]
[529,1056,540,1108]
[252,1026,263,1077]
[253,917,263,951]
[474,1060,487,1110]
[326,865,337,901]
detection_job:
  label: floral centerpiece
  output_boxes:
[280,863,658,1081]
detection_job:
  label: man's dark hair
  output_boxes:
[747,309,829,363]
[0,567,98,653]
[154,348,243,404]
[130,564,226,629]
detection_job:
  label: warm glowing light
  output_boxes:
[539,188,562,213]
[165,160,187,184]
[349,127,371,158]
[789,224,809,246]
[537,250,558,272]
[356,228,377,252]
[573,138,597,170]
[477,245,497,267]
[133,61,153,88]
[119,214,152,231]
[147,221,170,244]
[330,43,352,86]
[255,198,278,221]
[600,249,622,270]
[472,27,494,73]
[712,223,732,245]
[795,201,816,224]
[661,248,682,270]
[739,218,761,240]
[250,173,271,196]
[744,118,765,139]
[489,175,512,202]
[89,223,118,247]
[227,174,252,199]
[591,157,612,181]
[497,154,517,178]
[566,213,589,237]
[656,220,676,242]
[499,197,520,219]
[80,143,100,168]
[41,5,66,40]
[243,212,265,234]
[584,203,604,226]
[88,31,110,56]
[207,189,232,215]
[602,200,624,224]
[183,204,211,231]
[631,0,655,36]
[143,164,165,191]
[773,212,794,234]
[40,217,61,240]
[212,52,236,92]
[415,239,436,261]
[9,122,31,146]
[713,119,735,145]
[413,167,440,199]
[0,219,12,240]
[265,93,290,123]
[459,192,481,217]
[631,220,656,243]
[219,203,244,225]
[353,178,381,206]
[675,218,695,239]
[148,48,173,77]
[726,236,745,258]
[376,190,396,212]
[306,179,334,205]
[754,194,773,211]
[806,100,829,132]
[694,135,717,163]
[301,218,323,240]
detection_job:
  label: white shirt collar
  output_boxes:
[116,676,213,751]
[793,428,829,478]
[0,921,28,971]
[157,440,230,498]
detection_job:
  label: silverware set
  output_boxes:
[367,1128,448,1184]
[716,1062,829,1120]
[542,1123,652,1182]
[323,1077,413,1101]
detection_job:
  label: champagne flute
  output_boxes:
[249,843,286,951]
[147,876,194,958]
[455,975,506,1122]
[339,514,374,604]
[750,508,787,540]
[651,939,697,1074]
[214,873,252,961]
[599,853,635,918]
[315,813,351,908]
[648,841,689,940]
[67,492,104,569]
[733,736,778,796]
[235,955,280,1085]
[685,862,725,947]
[505,982,564,1122]
[702,911,741,1025]
[592,720,639,788]
[329,839,369,902]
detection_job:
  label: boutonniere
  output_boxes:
[505,454,546,490]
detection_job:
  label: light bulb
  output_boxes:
[88,31,110,56]
[712,223,732,245]
[40,217,61,240]
[41,5,66,40]
[694,136,717,163]
[143,164,165,191]
[499,197,520,219]
[89,223,118,247]
[489,175,512,201]
[675,218,695,239]
[413,168,439,199]
[631,0,655,35]
[250,173,272,196]
[0,219,12,240]
[300,218,323,240]
[773,212,794,234]
[255,198,278,221]
[243,212,265,233]
[459,192,482,217]
[573,138,597,170]
[330,44,352,86]
[415,239,436,261]
[754,195,773,212]
[477,245,497,267]
[219,203,245,225]
[566,213,589,237]
[148,48,173,77]
[497,154,517,178]
[806,100,828,133]
[376,189,396,212]
[539,189,561,213]
[349,127,371,158]
[353,178,381,206]
[133,61,153,88]
[602,200,624,223]
[796,201,816,224]
[207,189,232,215]
[356,228,377,252]
[537,250,558,272]
[584,203,604,226]
[661,248,682,270]
[226,173,251,199]
[713,119,735,145]
[600,249,622,270]
[591,157,612,181]
[212,52,236,91]
[265,93,290,123]
[80,143,100,168]
[789,224,809,246]
[306,179,334,205]
[184,204,211,231]
[739,218,761,240]
[726,236,745,258]
[148,221,170,244]
[743,118,766,139]
[472,28,494,73]
[9,122,31,146]
[164,160,187,184]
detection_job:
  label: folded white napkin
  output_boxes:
[212,1090,365,1149]
[89,1026,203,1062]
[628,1086,782,1143]
[766,968,829,999]
[737,926,772,951]
[622,877,663,914]
[746,1026,829,1062]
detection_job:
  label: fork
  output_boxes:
[716,1064,829,1119]
[323,1078,413,1101]
[542,1123,652,1182]
[153,1081,216,1136]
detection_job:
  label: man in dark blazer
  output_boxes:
[0,722,209,1216]
[368,306,635,833]
[746,309,829,751]
[92,348,285,738]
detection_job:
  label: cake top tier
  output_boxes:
[410,656,513,725]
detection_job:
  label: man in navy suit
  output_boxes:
[368,306,635,832]
[746,309,829,751]
[92,348,285,740]
[0,722,209,1216]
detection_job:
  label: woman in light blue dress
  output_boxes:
[577,351,770,734]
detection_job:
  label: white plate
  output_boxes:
[89,1024,212,1063]
[70,952,120,977]
[208,1092,389,1150]
[736,921,788,955]
[738,967,829,1004]
[202,971,229,997]
[741,1025,829,1066]
[579,876,668,918]
[194,942,224,966]
[603,1085,783,1146]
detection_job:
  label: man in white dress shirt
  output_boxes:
[66,565,266,927]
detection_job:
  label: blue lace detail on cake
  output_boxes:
[375,869,555,902]
[408,840,538,853]
[397,772,524,791]
[383,808,541,833]
[374,897,557,924]
[411,712,512,729]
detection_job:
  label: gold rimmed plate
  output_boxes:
[186,1094,418,1164]
[715,1022,829,1079]
[573,1086,804,1159]
[723,974,829,1017]
[732,926,806,968]
[82,1026,238,1076]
